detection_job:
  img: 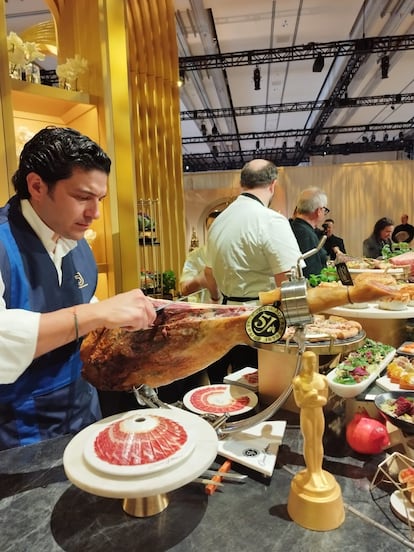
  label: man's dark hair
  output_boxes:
[12,126,112,199]
[240,160,277,189]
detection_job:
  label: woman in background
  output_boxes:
[363,217,394,258]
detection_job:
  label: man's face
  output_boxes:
[325,222,334,237]
[29,167,108,241]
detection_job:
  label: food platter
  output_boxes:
[376,375,414,393]
[256,330,366,356]
[397,342,414,356]
[63,408,218,500]
[374,392,414,435]
[183,384,258,416]
[83,411,195,477]
[348,268,405,274]
[326,348,395,399]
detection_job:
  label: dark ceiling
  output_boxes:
[175,0,414,172]
[5,0,414,173]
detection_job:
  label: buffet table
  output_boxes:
[2,412,414,551]
[324,303,414,348]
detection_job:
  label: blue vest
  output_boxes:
[0,197,101,449]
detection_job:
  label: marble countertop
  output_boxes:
[1,410,414,552]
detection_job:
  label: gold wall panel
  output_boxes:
[46,0,186,292]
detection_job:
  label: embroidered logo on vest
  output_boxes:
[74,271,88,289]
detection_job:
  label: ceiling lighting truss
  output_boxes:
[180,92,414,121]
[183,138,413,172]
[182,121,414,144]
[179,35,414,71]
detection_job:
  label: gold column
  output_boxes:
[127,0,186,280]
[47,0,186,291]
[0,2,18,203]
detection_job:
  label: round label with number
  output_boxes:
[245,305,286,344]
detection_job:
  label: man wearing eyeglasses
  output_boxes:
[290,187,329,278]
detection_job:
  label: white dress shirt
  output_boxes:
[0,199,78,384]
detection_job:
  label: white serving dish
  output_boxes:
[377,299,408,311]
[326,349,396,399]
[376,374,414,393]
[342,302,369,309]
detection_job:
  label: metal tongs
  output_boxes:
[132,384,173,410]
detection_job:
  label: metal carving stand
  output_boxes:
[132,239,326,437]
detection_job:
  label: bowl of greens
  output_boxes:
[326,339,395,399]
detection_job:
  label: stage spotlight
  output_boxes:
[370,133,376,142]
[212,145,219,158]
[381,55,389,79]
[200,122,207,137]
[312,52,324,72]
[383,133,389,141]
[255,140,260,150]
[362,136,369,143]
[211,123,219,136]
[253,66,261,90]
[281,141,287,160]
[178,69,185,87]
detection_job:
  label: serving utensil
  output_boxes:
[202,469,247,482]
[192,478,224,487]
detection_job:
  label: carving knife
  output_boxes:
[154,293,193,315]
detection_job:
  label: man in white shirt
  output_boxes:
[204,158,302,372]
[0,127,156,449]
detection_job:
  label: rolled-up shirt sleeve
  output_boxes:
[0,309,40,384]
[0,269,40,384]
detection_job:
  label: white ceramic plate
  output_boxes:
[397,342,414,356]
[390,490,414,524]
[183,384,258,416]
[83,410,195,477]
[348,268,404,274]
[377,302,408,311]
[376,375,414,393]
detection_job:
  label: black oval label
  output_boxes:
[245,305,286,343]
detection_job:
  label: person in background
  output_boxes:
[179,211,221,302]
[0,127,156,450]
[179,210,235,385]
[322,218,346,260]
[392,214,414,244]
[363,217,394,259]
[288,206,297,224]
[290,187,329,278]
[204,158,302,373]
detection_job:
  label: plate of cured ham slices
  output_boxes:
[183,384,258,416]
[83,410,196,477]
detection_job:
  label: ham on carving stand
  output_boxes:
[132,238,327,437]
